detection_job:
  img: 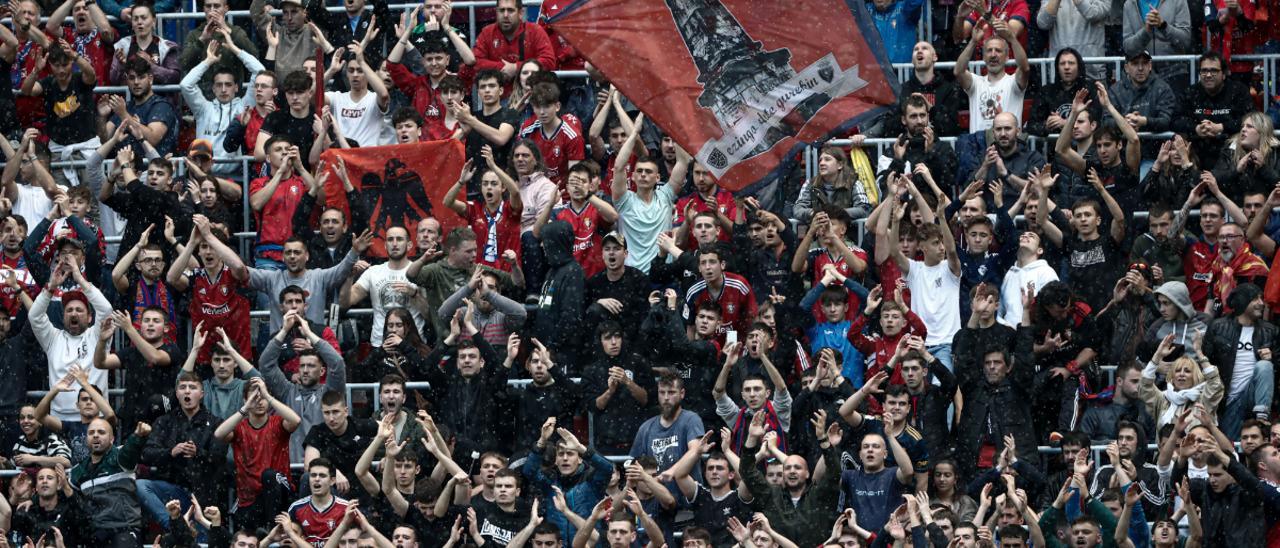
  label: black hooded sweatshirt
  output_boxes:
[1087,423,1170,520]
[533,221,586,370]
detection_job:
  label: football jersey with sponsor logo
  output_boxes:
[188,267,252,362]
[289,496,351,547]
[552,202,606,278]
[519,114,585,195]
[683,272,757,345]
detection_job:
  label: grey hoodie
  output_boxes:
[1149,281,1208,353]
[202,368,263,420]
[1038,0,1110,75]
[179,49,266,176]
[260,338,347,463]
[1122,0,1193,80]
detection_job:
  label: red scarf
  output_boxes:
[1214,243,1269,305]
[731,401,786,455]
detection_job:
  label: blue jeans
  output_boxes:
[928,343,954,372]
[1222,359,1275,439]
[136,479,191,529]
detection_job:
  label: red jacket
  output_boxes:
[472,22,558,75]
[848,310,928,385]
[388,62,444,123]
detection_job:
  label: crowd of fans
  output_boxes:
[0,0,1279,546]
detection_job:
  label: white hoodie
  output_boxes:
[999,258,1060,325]
[30,285,112,421]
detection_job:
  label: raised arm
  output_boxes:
[935,198,961,276]
[483,146,522,212]
[838,371,887,430]
[1095,82,1141,173]
[1086,168,1126,244]
[1034,166,1064,246]
[610,113,645,202]
[953,22,982,90]
[1055,89,1091,174]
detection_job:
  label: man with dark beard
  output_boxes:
[630,373,705,474]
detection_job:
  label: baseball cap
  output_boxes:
[61,290,90,313]
[602,231,626,250]
[189,139,213,160]
[1126,50,1152,62]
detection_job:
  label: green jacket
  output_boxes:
[69,433,145,531]
[739,442,843,548]
[1038,496,1119,548]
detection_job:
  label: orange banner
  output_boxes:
[319,139,467,257]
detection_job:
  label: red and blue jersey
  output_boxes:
[288,496,351,547]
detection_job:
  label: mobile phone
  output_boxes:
[514,331,534,365]
[705,428,723,450]
[726,330,738,346]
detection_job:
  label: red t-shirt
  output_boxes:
[243,108,269,176]
[519,114,585,194]
[59,27,112,86]
[684,272,758,343]
[876,259,912,308]
[13,39,48,131]
[553,202,606,278]
[676,189,737,247]
[189,267,252,363]
[605,153,638,191]
[232,415,293,507]
[249,175,307,260]
[423,117,461,141]
[963,0,1031,48]
[289,496,351,546]
[1183,240,1217,312]
[464,200,523,271]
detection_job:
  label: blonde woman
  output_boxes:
[506,59,545,116]
[1211,111,1280,198]
[1141,333,1223,430]
[793,145,871,223]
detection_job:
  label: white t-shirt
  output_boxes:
[355,262,424,345]
[906,259,961,346]
[616,185,676,273]
[326,90,389,147]
[965,73,1026,133]
[1231,326,1257,399]
[13,184,55,235]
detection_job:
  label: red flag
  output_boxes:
[548,0,898,190]
[319,140,467,258]
[315,46,326,114]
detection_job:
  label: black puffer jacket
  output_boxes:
[954,325,1040,481]
[422,332,507,450]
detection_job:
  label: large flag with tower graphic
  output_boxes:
[547,0,900,190]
